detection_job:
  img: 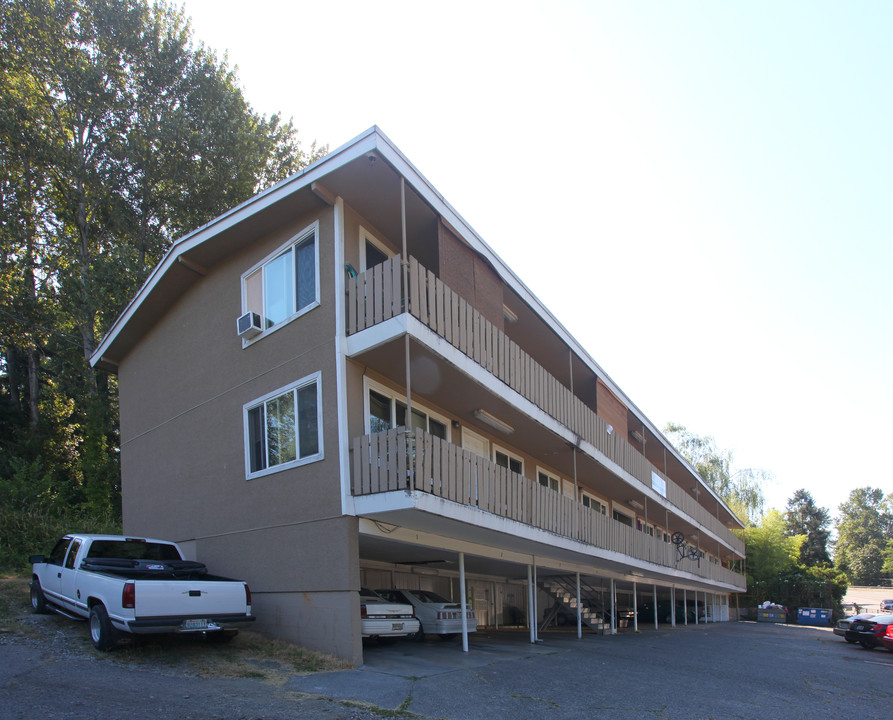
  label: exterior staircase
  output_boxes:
[538,576,609,634]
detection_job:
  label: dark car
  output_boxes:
[834,613,876,642]
[880,599,893,612]
[844,614,893,650]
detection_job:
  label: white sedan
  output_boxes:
[359,588,420,639]
[377,589,477,639]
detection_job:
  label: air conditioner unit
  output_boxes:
[237,311,262,339]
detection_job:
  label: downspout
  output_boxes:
[334,197,354,516]
[401,178,412,436]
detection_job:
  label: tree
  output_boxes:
[784,489,831,567]
[743,510,805,602]
[834,487,893,585]
[663,422,770,525]
[0,0,325,566]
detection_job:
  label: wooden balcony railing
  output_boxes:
[347,256,745,557]
[352,429,746,590]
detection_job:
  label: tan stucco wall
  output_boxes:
[116,202,363,662]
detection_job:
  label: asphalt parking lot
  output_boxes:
[3,621,892,719]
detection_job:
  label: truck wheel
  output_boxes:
[89,604,120,651]
[30,579,48,614]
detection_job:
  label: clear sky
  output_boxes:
[179,0,892,522]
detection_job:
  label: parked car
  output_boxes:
[880,599,893,612]
[359,588,420,640]
[834,613,876,643]
[844,614,893,650]
[377,589,477,639]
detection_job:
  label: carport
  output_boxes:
[357,516,731,659]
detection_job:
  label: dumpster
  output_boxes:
[797,608,832,626]
[757,608,786,623]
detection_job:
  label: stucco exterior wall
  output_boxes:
[116,203,362,662]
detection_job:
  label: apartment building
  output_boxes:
[92,127,746,665]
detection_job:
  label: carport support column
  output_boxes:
[576,572,582,639]
[459,552,468,653]
[684,589,688,626]
[527,564,535,644]
[633,582,638,632]
[671,587,676,628]
[653,585,658,629]
[610,578,616,635]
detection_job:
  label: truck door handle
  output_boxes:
[57,572,62,578]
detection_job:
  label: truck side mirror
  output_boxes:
[29,555,45,564]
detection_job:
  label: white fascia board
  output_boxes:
[90,128,382,367]
[367,134,735,525]
[355,496,742,591]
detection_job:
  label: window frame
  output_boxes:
[243,372,324,480]
[536,466,561,493]
[359,226,394,272]
[362,377,451,443]
[581,491,608,515]
[493,444,524,476]
[240,222,320,344]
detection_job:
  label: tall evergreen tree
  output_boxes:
[834,487,893,585]
[784,489,831,567]
[0,0,325,561]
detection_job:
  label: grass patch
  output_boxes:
[0,575,32,633]
[0,573,350,682]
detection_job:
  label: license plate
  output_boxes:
[391,622,404,631]
[182,618,209,631]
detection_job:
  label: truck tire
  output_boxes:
[89,603,120,651]
[30,579,48,614]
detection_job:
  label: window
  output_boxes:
[359,227,393,272]
[64,539,81,569]
[48,538,71,566]
[364,379,449,442]
[537,469,560,492]
[582,494,607,515]
[242,225,318,335]
[612,509,633,527]
[245,374,322,478]
[494,447,523,475]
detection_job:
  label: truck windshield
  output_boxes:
[85,540,181,561]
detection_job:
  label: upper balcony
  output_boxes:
[345,254,745,559]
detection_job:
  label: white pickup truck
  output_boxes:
[29,534,255,650]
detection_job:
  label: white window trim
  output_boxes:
[358,226,394,272]
[492,444,524,475]
[581,490,608,515]
[536,466,561,492]
[240,221,320,346]
[362,377,451,443]
[243,371,324,480]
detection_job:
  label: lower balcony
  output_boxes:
[351,428,746,591]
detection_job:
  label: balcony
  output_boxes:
[346,255,745,558]
[352,428,746,590]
